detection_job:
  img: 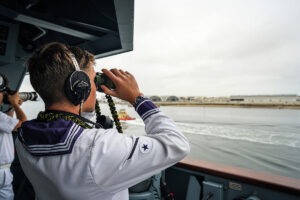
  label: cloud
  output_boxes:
[96,0,300,96]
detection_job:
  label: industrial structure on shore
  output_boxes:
[98,94,300,105]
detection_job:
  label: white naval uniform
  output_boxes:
[15,99,190,200]
[0,111,19,200]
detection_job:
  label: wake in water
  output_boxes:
[124,119,300,149]
[175,121,300,149]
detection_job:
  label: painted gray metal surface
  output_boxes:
[165,166,300,200]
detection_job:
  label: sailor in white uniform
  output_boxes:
[0,73,27,200]
[15,43,190,200]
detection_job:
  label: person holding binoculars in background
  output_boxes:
[0,73,27,200]
[14,42,190,200]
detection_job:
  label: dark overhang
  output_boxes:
[0,0,134,59]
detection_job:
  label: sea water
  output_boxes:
[21,100,300,179]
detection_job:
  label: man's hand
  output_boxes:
[6,91,27,131]
[101,69,144,105]
[7,92,20,106]
[18,99,24,106]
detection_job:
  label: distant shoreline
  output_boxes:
[153,102,300,109]
[98,100,300,109]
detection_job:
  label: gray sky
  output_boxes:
[22,0,300,97]
[96,0,300,97]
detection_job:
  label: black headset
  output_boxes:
[64,54,112,129]
[0,73,8,92]
[64,54,91,106]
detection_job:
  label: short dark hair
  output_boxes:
[27,42,95,106]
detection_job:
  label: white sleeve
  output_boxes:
[89,98,190,193]
[0,111,19,133]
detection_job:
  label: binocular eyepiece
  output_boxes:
[94,72,115,93]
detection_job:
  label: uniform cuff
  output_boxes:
[134,98,160,121]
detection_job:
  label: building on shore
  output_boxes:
[166,96,180,102]
[149,96,163,102]
[200,97,230,103]
[230,95,300,105]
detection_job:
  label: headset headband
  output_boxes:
[70,54,80,71]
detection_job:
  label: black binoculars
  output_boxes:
[94,72,115,93]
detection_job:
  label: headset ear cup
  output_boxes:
[65,71,91,105]
[0,73,8,92]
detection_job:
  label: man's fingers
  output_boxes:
[102,69,118,82]
[101,85,117,97]
[125,71,133,77]
[110,68,123,77]
[119,70,127,76]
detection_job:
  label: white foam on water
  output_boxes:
[175,122,300,149]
